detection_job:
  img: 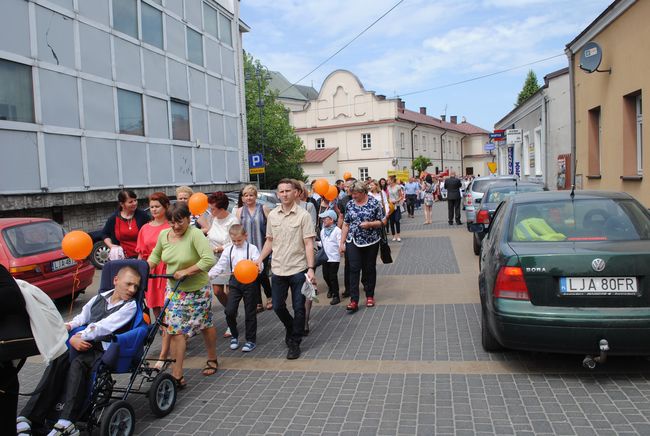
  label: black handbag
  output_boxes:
[379,228,393,264]
[315,247,329,267]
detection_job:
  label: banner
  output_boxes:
[387,170,409,182]
[507,147,514,175]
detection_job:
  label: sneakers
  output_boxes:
[242,342,256,352]
[229,337,239,350]
[391,237,397,241]
[346,301,359,313]
[223,327,232,338]
[366,297,375,307]
[287,344,301,360]
[397,237,401,242]
[330,295,340,305]
[47,421,79,436]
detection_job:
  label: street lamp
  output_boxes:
[245,64,271,188]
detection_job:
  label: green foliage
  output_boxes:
[244,52,306,188]
[516,70,541,106]
[411,155,432,175]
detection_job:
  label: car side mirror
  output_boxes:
[468,223,485,233]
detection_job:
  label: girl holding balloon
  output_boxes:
[209,224,261,352]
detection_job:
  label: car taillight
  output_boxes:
[476,210,490,224]
[10,264,42,279]
[494,266,529,300]
[466,194,472,205]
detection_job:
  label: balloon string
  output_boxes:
[69,262,81,317]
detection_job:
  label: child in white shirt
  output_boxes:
[209,225,261,352]
[318,210,342,305]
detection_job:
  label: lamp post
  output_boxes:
[246,64,271,188]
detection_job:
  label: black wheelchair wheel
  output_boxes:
[148,372,177,417]
[99,400,135,436]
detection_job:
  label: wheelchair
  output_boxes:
[68,259,178,436]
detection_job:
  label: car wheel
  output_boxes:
[481,307,503,352]
[472,233,481,256]
[90,241,110,269]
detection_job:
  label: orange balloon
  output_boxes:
[234,259,259,285]
[188,192,208,215]
[313,179,330,196]
[343,172,352,180]
[61,230,93,261]
[324,185,338,201]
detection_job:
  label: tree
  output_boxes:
[516,70,541,106]
[244,52,306,189]
[411,155,432,176]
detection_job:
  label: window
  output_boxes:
[638,94,643,175]
[362,133,372,150]
[203,3,218,38]
[171,99,190,140]
[400,132,405,150]
[219,13,233,46]
[187,28,204,66]
[112,0,138,38]
[117,89,143,135]
[588,106,601,176]
[414,134,418,150]
[141,2,163,49]
[315,138,325,149]
[0,59,34,123]
[423,135,427,152]
[359,167,369,180]
[433,137,437,152]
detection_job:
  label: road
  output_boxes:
[19,202,650,435]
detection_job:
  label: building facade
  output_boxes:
[290,70,489,182]
[0,0,249,230]
[566,0,648,204]
[494,68,571,189]
[267,70,318,112]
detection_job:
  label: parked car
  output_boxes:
[463,175,518,226]
[0,218,95,300]
[471,191,650,363]
[471,182,546,255]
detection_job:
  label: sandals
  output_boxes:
[202,359,218,376]
[266,301,273,311]
[50,422,80,436]
[256,304,265,314]
[173,376,187,389]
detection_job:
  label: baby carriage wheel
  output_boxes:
[148,372,177,417]
[100,400,135,436]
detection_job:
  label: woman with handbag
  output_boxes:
[102,190,150,260]
[339,181,385,313]
[387,176,404,242]
[421,175,435,224]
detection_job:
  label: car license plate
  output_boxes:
[52,257,76,272]
[559,277,638,295]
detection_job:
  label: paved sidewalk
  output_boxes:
[17,202,650,435]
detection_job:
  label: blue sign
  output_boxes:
[515,161,521,177]
[507,147,514,175]
[249,153,264,168]
[489,133,504,139]
[484,143,495,151]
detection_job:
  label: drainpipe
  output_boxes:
[410,123,419,177]
[440,130,447,173]
[566,47,577,187]
[543,95,549,188]
[460,135,468,175]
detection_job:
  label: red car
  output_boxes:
[0,218,95,300]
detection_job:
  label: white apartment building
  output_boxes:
[291,70,488,182]
[0,0,249,229]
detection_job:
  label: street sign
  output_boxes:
[248,153,264,169]
[489,133,504,139]
[506,129,523,144]
[507,147,514,175]
[487,162,497,174]
[250,167,265,175]
[484,143,495,151]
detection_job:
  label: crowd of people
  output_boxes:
[6,171,473,435]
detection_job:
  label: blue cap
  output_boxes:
[318,209,337,221]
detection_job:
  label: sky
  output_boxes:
[240,0,612,130]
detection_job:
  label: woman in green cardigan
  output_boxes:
[148,202,217,388]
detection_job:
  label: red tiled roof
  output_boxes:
[397,109,489,135]
[303,147,338,163]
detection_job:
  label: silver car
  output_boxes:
[463,175,517,225]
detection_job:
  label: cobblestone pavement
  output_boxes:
[17,202,650,435]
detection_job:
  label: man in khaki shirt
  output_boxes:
[257,179,316,360]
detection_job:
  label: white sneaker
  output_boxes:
[397,237,402,242]
[391,237,396,242]
[229,337,239,350]
[223,327,232,338]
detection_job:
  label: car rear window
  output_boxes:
[509,199,650,242]
[486,185,544,203]
[471,178,516,194]
[2,221,65,257]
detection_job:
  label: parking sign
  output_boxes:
[249,153,264,169]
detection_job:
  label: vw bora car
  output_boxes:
[473,191,650,359]
[0,218,95,299]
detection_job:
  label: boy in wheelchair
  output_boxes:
[17,265,141,436]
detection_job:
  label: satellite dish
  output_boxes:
[580,41,603,73]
